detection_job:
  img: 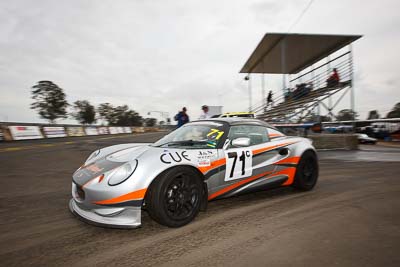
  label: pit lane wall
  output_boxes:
[308,134,358,150]
[0,122,163,141]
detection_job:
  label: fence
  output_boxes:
[0,123,164,142]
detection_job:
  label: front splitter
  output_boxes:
[69,199,142,229]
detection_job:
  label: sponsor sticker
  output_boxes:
[134,127,145,133]
[196,150,216,167]
[85,127,98,136]
[43,126,67,138]
[66,127,85,137]
[9,126,43,140]
[123,127,132,134]
[160,151,191,164]
[109,127,119,134]
[97,127,109,135]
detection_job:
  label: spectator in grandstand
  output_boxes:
[267,90,273,107]
[326,68,340,87]
[199,105,211,120]
[284,88,293,101]
[174,107,189,128]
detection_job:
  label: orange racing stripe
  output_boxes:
[208,165,298,200]
[279,167,297,185]
[269,133,285,138]
[198,158,226,174]
[275,156,300,165]
[82,174,105,189]
[208,170,273,200]
[252,141,297,156]
[93,188,147,205]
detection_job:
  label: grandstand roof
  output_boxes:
[240,33,362,74]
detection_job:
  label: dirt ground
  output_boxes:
[0,133,399,267]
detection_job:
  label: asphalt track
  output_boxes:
[0,133,399,267]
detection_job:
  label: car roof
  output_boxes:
[223,112,255,115]
[192,118,277,129]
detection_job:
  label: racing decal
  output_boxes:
[82,174,104,189]
[269,133,284,138]
[85,164,104,173]
[268,129,285,139]
[224,148,253,181]
[208,166,296,200]
[206,129,225,148]
[208,170,273,200]
[93,188,147,205]
[196,150,216,167]
[274,156,300,166]
[207,129,224,140]
[198,158,226,174]
[276,167,297,185]
[160,151,191,164]
[252,141,297,156]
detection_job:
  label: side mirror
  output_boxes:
[231,137,251,147]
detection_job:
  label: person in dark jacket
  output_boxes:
[174,107,189,128]
[267,90,273,107]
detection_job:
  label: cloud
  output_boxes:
[0,0,399,124]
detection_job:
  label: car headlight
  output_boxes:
[108,160,138,186]
[86,149,101,163]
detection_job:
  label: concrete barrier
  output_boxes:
[0,122,162,141]
[309,134,358,150]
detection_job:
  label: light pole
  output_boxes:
[245,75,252,112]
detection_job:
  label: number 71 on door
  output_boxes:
[224,148,253,181]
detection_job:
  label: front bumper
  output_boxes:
[69,199,141,229]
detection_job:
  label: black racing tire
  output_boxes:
[145,166,203,228]
[292,150,319,191]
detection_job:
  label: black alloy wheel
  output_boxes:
[146,166,203,227]
[164,172,200,221]
[292,151,319,191]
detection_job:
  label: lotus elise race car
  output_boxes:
[70,118,318,228]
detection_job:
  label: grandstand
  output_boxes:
[240,33,362,123]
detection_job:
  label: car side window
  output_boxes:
[227,125,269,147]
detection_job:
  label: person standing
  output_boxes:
[267,90,273,108]
[199,105,211,120]
[174,107,189,128]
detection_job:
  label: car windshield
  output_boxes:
[153,122,226,149]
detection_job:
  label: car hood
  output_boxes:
[73,143,151,186]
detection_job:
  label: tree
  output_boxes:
[30,80,69,123]
[97,103,116,124]
[367,110,380,120]
[113,105,143,126]
[97,103,143,126]
[144,118,157,127]
[335,109,358,121]
[386,102,400,118]
[72,100,96,124]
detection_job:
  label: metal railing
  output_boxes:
[252,52,353,118]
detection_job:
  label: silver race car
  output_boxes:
[70,118,318,228]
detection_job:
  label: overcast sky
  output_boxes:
[0,0,399,123]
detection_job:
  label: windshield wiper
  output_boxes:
[155,140,209,147]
